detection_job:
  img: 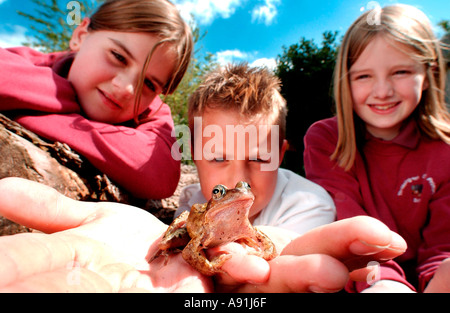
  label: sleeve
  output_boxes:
[15,98,180,200]
[303,120,415,292]
[174,183,202,218]
[0,47,79,113]
[416,177,450,292]
[303,121,367,219]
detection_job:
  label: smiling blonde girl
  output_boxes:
[304,4,450,292]
[0,0,193,199]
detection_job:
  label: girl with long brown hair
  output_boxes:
[304,4,450,292]
[0,0,193,199]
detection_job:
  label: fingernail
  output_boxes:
[349,240,388,255]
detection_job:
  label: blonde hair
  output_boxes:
[188,63,287,140]
[333,4,450,170]
[88,0,193,124]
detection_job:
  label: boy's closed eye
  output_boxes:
[250,158,271,164]
[393,70,411,76]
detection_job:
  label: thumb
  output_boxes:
[0,177,96,233]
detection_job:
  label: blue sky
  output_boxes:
[0,0,449,69]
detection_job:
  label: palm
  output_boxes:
[0,179,211,292]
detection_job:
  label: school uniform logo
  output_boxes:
[397,174,436,203]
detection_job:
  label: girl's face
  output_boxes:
[68,19,177,124]
[349,35,429,140]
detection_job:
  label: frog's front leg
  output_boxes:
[182,237,231,276]
[237,228,277,261]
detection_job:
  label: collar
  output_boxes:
[365,118,421,150]
[51,52,76,78]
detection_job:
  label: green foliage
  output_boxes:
[164,24,218,165]
[438,20,450,34]
[275,31,339,175]
[18,0,99,52]
[164,24,218,126]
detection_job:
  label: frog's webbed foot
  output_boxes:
[182,239,231,276]
[148,248,183,265]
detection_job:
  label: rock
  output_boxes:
[0,113,199,234]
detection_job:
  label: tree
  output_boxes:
[275,31,339,175]
[438,20,450,34]
[18,0,99,53]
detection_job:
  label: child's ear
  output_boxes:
[278,139,288,166]
[422,77,430,91]
[69,18,91,52]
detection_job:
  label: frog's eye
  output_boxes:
[236,181,251,190]
[212,185,227,200]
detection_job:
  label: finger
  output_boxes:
[425,259,450,293]
[207,243,270,288]
[282,216,406,267]
[0,231,106,289]
[235,255,349,293]
[0,177,96,233]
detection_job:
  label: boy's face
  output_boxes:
[193,108,287,222]
[68,18,176,124]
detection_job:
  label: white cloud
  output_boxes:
[173,0,243,25]
[0,25,28,48]
[250,57,277,71]
[215,49,251,65]
[215,50,277,72]
[251,0,281,25]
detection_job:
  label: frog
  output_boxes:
[149,181,277,276]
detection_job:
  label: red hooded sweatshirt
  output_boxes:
[0,47,180,199]
[304,117,450,292]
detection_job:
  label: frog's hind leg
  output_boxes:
[182,238,231,276]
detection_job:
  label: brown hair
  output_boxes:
[333,4,450,170]
[88,0,193,124]
[188,63,288,141]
